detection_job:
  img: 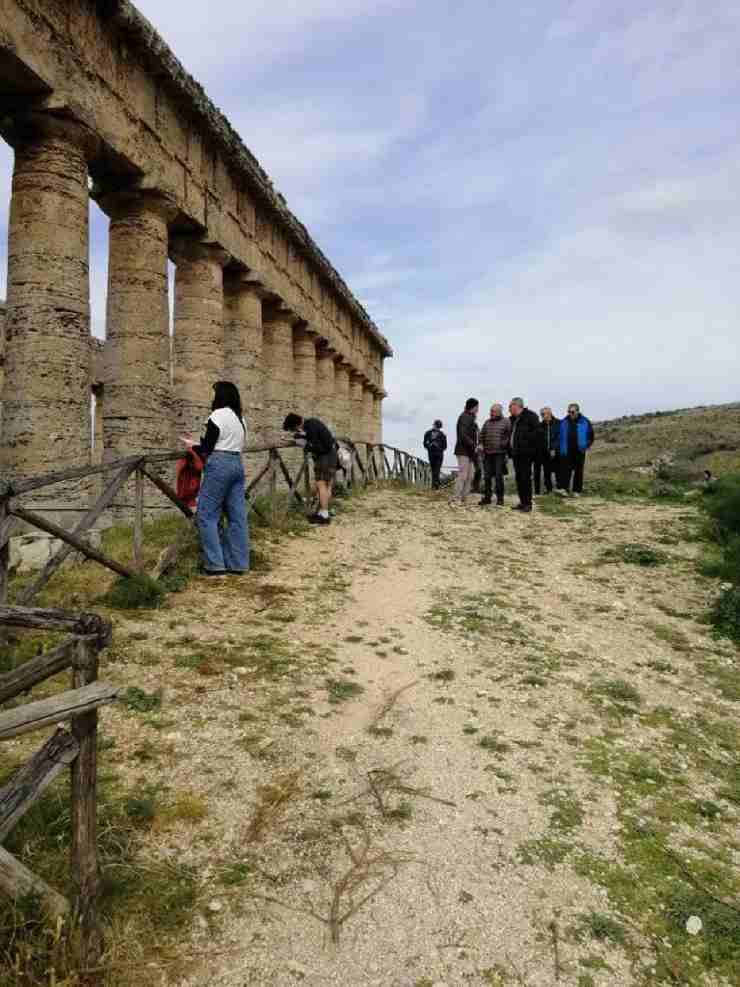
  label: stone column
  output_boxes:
[262,305,295,435]
[100,189,176,461]
[172,240,231,438]
[349,372,365,442]
[362,385,375,445]
[1,116,96,507]
[333,360,351,440]
[293,325,318,418]
[224,273,265,443]
[373,392,385,445]
[315,346,337,433]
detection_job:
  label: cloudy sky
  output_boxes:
[1,0,739,457]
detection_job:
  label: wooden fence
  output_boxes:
[0,605,114,977]
[0,438,430,978]
[0,439,431,610]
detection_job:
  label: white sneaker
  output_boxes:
[555,489,568,497]
[572,492,581,498]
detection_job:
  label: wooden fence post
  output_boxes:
[269,449,278,523]
[71,635,102,980]
[133,469,144,572]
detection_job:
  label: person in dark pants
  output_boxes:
[534,407,561,495]
[423,419,447,489]
[478,403,511,506]
[557,403,594,496]
[508,397,539,512]
[283,412,338,524]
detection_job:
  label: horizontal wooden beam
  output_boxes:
[10,506,136,580]
[0,607,111,644]
[0,845,69,919]
[0,636,91,705]
[0,728,79,841]
[0,682,118,741]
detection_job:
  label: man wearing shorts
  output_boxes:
[283,413,338,525]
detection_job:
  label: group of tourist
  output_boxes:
[181,381,339,577]
[425,398,594,513]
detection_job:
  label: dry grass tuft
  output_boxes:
[244,771,303,843]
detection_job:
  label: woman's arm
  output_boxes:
[193,420,220,458]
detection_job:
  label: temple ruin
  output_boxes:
[0,0,391,518]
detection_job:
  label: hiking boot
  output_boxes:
[496,500,504,507]
[555,489,568,497]
[308,513,331,525]
[479,498,492,507]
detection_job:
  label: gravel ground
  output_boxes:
[95,487,737,987]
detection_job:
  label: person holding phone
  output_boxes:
[182,381,249,575]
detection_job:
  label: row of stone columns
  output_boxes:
[0,112,385,513]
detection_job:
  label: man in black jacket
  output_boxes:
[508,398,539,513]
[450,398,479,505]
[534,407,560,495]
[423,419,447,489]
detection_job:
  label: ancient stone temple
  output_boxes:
[0,0,391,509]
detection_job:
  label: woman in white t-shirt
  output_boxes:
[183,381,249,575]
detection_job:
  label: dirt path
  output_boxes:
[103,487,738,987]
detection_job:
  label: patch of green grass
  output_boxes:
[325,677,365,704]
[710,584,740,644]
[591,678,642,709]
[540,788,584,832]
[478,734,511,754]
[648,622,691,652]
[600,543,668,567]
[120,686,162,714]
[0,771,199,985]
[98,573,166,610]
[517,835,573,867]
[573,910,628,946]
[386,800,413,822]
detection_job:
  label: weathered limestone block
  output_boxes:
[172,240,230,437]
[293,326,318,419]
[333,362,351,440]
[1,113,96,507]
[315,346,337,434]
[100,189,176,459]
[223,274,265,442]
[262,306,295,438]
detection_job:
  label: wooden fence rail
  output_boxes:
[0,439,431,608]
[0,606,113,978]
[0,440,431,979]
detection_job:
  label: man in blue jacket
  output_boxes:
[557,403,595,496]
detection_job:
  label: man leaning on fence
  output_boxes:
[283,413,338,525]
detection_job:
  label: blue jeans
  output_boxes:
[196,452,249,572]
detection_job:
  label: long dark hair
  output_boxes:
[212,381,244,422]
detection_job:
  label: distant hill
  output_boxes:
[589,401,740,479]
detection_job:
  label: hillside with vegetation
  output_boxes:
[589,401,740,486]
